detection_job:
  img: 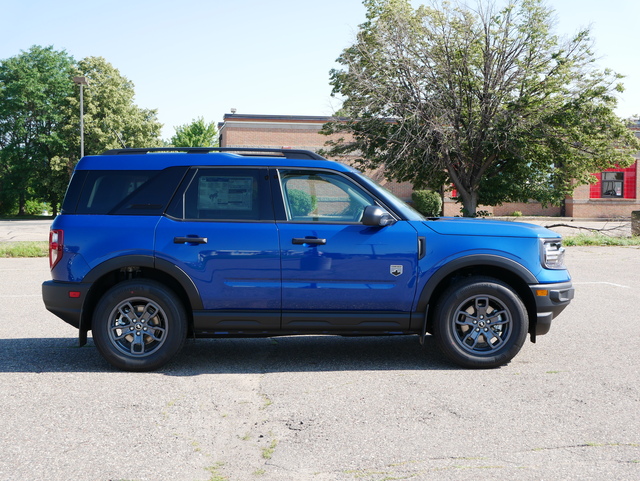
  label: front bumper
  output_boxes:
[530,281,574,337]
[42,280,91,330]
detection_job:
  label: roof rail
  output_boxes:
[101,147,326,160]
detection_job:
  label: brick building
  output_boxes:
[219,113,640,218]
[218,113,414,202]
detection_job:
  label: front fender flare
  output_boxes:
[416,254,537,313]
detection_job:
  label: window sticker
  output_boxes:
[198,176,253,210]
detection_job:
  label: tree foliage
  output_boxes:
[170,117,218,147]
[322,0,640,216]
[0,48,163,215]
[0,46,75,214]
[64,56,163,156]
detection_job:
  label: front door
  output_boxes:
[275,169,419,332]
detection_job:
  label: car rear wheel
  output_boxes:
[92,279,187,371]
[433,277,528,368]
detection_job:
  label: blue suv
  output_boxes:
[42,148,574,371]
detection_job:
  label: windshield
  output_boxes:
[351,172,426,221]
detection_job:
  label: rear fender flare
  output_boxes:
[80,255,202,337]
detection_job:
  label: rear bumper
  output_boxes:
[42,280,91,330]
[530,281,574,336]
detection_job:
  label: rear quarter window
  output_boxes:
[69,167,187,215]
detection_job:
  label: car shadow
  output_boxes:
[0,335,456,374]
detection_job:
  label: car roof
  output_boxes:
[74,149,356,173]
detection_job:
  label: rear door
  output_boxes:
[155,167,281,331]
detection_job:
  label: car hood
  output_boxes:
[422,217,560,238]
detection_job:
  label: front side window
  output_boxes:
[601,172,624,198]
[279,170,375,222]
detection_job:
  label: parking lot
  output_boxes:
[0,246,639,481]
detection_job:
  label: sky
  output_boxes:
[1,0,639,140]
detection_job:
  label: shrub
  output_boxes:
[411,190,442,217]
[24,199,50,215]
[288,189,317,217]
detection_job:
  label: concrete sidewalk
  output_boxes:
[0,219,52,242]
[492,216,632,237]
[0,217,632,243]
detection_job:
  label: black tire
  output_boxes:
[433,277,528,369]
[92,279,187,371]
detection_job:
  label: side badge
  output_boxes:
[390,265,403,277]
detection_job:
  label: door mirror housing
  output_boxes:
[362,205,396,227]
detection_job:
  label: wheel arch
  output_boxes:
[418,255,538,336]
[79,255,202,338]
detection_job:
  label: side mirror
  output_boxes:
[362,205,396,227]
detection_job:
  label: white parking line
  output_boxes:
[573,281,631,289]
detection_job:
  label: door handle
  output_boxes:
[174,236,208,245]
[292,237,326,245]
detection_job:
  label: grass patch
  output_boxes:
[564,234,640,247]
[0,241,48,257]
[260,393,273,410]
[204,462,227,481]
[262,439,278,460]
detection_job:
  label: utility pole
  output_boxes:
[73,76,89,158]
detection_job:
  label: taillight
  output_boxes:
[49,229,64,269]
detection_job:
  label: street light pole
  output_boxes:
[73,76,89,158]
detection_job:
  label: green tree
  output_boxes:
[64,56,163,156]
[0,46,75,215]
[0,50,163,216]
[170,117,218,147]
[322,0,640,216]
[51,56,163,215]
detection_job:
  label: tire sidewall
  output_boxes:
[434,278,528,369]
[92,280,187,371]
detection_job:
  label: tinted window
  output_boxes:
[75,171,156,214]
[61,170,88,214]
[111,167,188,215]
[73,168,187,215]
[168,168,272,221]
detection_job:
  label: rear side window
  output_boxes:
[167,168,273,221]
[72,167,187,215]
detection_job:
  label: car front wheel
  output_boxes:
[433,277,528,369]
[92,280,187,371]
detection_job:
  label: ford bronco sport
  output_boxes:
[42,148,574,371]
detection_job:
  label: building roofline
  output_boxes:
[222,113,340,122]
[218,113,351,134]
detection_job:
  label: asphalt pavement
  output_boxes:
[0,246,639,480]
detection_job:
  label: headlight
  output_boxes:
[541,239,566,269]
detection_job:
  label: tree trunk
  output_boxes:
[458,189,479,217]
[49,193,59,217]
[18,191,26,216]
